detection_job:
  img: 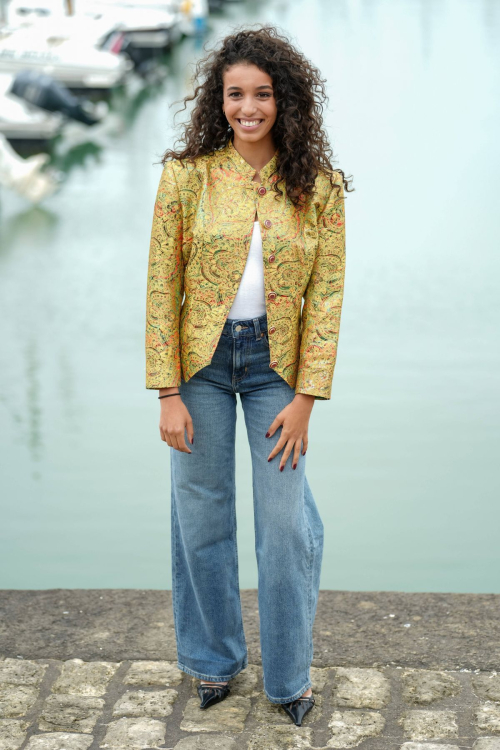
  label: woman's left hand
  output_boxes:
[266,394,314,471]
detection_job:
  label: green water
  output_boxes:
[1,0,499,592]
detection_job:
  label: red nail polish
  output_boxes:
[302,450,306,456]
[268,457,271,462]
[265,432,270,438]
[292,463,297,469]
[280,466,284,472]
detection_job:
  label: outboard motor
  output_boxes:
[9,70,106,126]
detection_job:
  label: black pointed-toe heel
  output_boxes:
[281,695,315,726]
[197,681,231,709]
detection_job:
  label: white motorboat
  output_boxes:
[0,25,133,90]
[7,0,183,53]
[0,72,64,142]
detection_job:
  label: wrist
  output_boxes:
[159,386,181,403]
[159,386,180,395]
[294,393,315,407]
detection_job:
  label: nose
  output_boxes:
[240,95,258,117]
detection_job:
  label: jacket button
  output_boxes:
[268,254,275,263]
[268,291,276,300]
[269,326,276,334]
[264,219,272,229]
[270,360,278,368]
[258,186,266,195]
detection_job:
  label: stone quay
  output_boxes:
[0,589,499,749]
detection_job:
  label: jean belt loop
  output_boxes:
[253,317,261,341]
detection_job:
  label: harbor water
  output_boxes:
[1,0,499,592]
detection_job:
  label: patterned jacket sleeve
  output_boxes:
[145,161,184,389]
[295,173,346,400]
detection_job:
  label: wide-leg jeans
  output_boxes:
[170,312,324,703]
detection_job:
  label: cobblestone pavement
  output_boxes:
[1,655,500,750]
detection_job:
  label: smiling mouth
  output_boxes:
[237,119,264,127]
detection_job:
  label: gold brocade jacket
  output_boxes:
[145,139,346,400]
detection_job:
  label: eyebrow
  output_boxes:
[226,85,273,91]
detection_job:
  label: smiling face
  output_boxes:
[222,63,277,145]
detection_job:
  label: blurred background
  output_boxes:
[0,0,499,593]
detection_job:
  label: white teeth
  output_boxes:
[239,120,261,126]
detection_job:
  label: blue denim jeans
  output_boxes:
[170,312,324,704]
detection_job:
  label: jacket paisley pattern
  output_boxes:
[145,138,346,400]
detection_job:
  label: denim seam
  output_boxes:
[306,512,315,669]
[265,678,313,704]
[303,479,316,679]
[176,656,248,682]
[231,469,248,657]
[170,451,181,654]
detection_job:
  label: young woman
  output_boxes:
[145,25,351,727]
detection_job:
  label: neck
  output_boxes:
[232,134,276,172]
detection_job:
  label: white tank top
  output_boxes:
[227,221,266,319]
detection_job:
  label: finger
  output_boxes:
[267,434,287,461]
[186,419,194,445]
[178,430,192,454]
[292,439,302,469]
[161,428,173,448]
[302,435,308,455]
[265,417,282,438]
[172,431,192,453]
[279,440,294,471]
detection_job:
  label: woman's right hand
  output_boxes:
[159,388,194,453]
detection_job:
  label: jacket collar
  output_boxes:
[222,138,279,183]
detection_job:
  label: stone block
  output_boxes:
[0,685,39,717]
[123,661,183,687]
[327,710,385,747]
[401,670,461,705]
[247,724,313,749]
[226,665,260,697]
[25,733,93,749]
[311,667,331,693]
[100,717,165,748]
[473,740,500,749]
[51,660,119,698]
[0,718,29,750]
[474,702,500,733]
[400,744,460,750]
[180,695,251,733]
[111,689,177,718]
[174,737,238,750]
[399,710,458,740]
[0,660,47,687]
[331,668,390,709]
[473,675,500,703]
[38,694,104,733]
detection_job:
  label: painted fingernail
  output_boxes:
[265,432,270,438]
[302,450,306,456]
[268,457,271,462]
[280,466,284,472]
[292,463,297,470]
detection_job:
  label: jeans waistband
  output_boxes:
[223,313,268,339]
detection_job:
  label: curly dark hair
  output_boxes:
[160,24,354,207]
